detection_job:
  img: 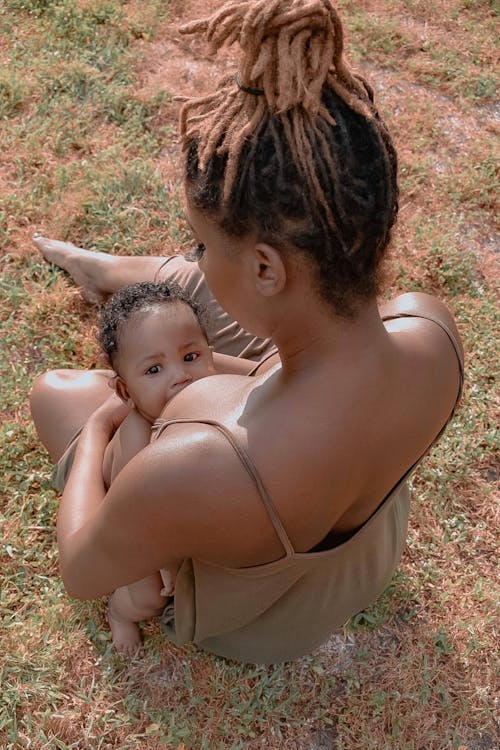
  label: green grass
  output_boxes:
[339,0,499,102]
[1,0,498,748]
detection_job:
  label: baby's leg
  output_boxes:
[107,573,166,657]
[32,236,166,304]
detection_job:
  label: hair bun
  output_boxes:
[180,0,355,116]
[180,0,380,213]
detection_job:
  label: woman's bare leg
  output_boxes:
[32,236,166,304]
[29,369,113,462]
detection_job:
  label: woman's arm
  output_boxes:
[57,396,129,533]
[56,416,241,600]
[56,403,286,602]
[56,396,129,583]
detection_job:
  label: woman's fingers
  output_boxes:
[90,394,131,436]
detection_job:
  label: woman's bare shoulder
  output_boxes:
[378,293,464,451]
[380,292,464,362]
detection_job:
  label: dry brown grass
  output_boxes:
[1,0,498,748]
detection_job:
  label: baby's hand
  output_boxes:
[160,561,182,597]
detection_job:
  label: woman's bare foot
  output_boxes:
[107,597,144,658]
[32,235,110,304]
[32,235,167,304]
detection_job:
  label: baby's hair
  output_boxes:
[179,0,398,315]
[97,281,208,369]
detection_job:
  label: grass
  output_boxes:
[340,0,499,101]
[1,0,498,748]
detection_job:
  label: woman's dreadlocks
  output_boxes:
[179,0,399,315]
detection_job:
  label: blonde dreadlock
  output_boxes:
[180,0,398,315]
[180,0,371,204]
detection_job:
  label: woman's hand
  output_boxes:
[85,393,131,440]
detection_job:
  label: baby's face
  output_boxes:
[115,301,215,422]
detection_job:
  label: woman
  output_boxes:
[30,0,463,664]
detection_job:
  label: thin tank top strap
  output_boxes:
[351,311,465,523]
[382,311,464,404]
[378,310,465,495]
[246,346,279,377]
[151,417,295,557]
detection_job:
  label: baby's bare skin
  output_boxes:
[107,594,144,657]
[103,410,180,655]
[98,301,214,656]
[107,576,167,657]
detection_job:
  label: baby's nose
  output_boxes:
[172,365,193,387]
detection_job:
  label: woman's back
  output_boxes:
[138,293,462,663]
[142,293,463,569]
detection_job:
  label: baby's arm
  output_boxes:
[102,410,152,487]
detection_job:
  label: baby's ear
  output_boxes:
[114,376,133,407]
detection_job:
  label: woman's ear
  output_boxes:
[252,243,287,297]
[114,376,134,408]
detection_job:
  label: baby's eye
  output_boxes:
[146,364,161,375]
[186,243,205,262]
[184,352,199,362]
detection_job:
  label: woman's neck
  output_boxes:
[271,297,391,376]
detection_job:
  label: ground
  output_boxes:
[0,1,498,748]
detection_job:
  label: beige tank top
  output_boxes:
[153,312,464,664]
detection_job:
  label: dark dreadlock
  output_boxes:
[179,0,398,315]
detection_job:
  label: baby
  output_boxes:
[96,280,216,655]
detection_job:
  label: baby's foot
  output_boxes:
[107,600,144,658]
[32,235,107,304]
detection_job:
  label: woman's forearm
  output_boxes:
[57,419,109,549]
[56,395,130,596]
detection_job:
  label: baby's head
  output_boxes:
[97,281,215,422]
